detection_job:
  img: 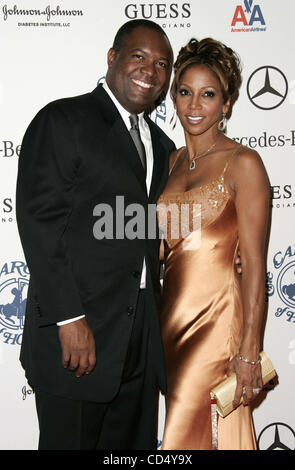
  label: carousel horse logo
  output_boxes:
[0,261,29,345]
[277,262,295,309]
[269,245,295,324]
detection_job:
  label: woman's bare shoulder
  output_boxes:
[233,143,262,162]
[229,144,270,186]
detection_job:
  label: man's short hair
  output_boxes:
[112,19,171,52]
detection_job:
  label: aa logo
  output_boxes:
[0,261,29,345]
[231,1,266,32]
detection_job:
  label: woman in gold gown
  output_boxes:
[157,38,270,450]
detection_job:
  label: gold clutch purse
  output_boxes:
[210,351,276,418]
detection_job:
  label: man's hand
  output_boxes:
[58,318,96,377]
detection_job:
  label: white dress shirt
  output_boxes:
[57,81,154,326]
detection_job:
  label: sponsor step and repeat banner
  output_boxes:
[0,0,294,450]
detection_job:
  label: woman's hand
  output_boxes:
[226,355,263,408]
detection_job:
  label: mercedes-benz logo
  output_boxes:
[247,66,288,110]
[257,422,295,450]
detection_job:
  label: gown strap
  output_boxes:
[221,144,243,179]
[169,147,186,176]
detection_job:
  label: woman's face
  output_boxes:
[175,64,230,137]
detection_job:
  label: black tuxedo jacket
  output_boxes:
[16,84,175,402]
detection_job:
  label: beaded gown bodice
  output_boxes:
[157,147,232,251]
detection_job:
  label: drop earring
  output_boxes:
[218,113,227,132]
[170,106,177,130]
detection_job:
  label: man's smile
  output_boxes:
[131,78,154,90]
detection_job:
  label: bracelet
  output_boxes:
[238,353,260,365]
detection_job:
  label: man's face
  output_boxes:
[106,26,173,114]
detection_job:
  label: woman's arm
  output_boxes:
[226,147,270,407]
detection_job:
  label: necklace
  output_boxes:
[188,140,218,171]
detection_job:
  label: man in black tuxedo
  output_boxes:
[16,19,175,450]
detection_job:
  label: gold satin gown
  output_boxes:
[157,148,257,450]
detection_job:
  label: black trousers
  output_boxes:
[35,290,159,450]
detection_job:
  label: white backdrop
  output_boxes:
[0,0,294,450]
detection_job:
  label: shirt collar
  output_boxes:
[103,80,145,129]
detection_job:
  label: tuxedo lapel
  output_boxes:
[146,116,168,203]
[91,85,147,195]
